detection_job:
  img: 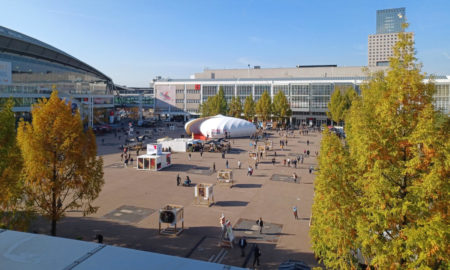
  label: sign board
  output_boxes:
[0,61,12,85]
[147,144,162,155]
[156,85,176,106]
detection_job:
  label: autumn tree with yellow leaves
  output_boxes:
[311,25,449,269]
[17,90,104,236]
[0,99,28,229]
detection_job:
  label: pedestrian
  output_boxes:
[226,160,229,169]
[309,166,313,174]
[255,162,258,170]
[188,153,191,160]
[307,150,310,157]
[237,160,241,169]
[124,158,128,168]
[239,237,247,257]
[301,156,304,164]
[120,153,124,161]
[213,162,216,172]
[256,217,264,233]
[292,172,298,183]
[274,151,277,157]
[272,157,275,166]
[96,234,103,244]
[200,150,203,157]
[247,166,252,176]
[176,174,181,186]
[307,139,309,145]
[293,206,298,219]
[293,159,297,168]
[130,157,134,165]
[285,139,288,146]
[283,159,286,166]
[287,158,291,167]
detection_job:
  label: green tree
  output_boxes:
[272,90,292,126]
[243,94,255,121]
[310,129,360,269]
[200,96,214,117]
[228,96,242,118]
[313,25,449,269]
[200,87,228,117]
[255,91,272,123]
[17,90,104,236]
[0,99,27,229]
[327,87,358,124]
[214,87,228,115]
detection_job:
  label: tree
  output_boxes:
[214,87,228,115]
[255,91,272,123]
[0,99,27,229]
[312,25,449,269]
[199,87,228,117]
[272,90,292,126]
[17,90,104,236]
[243,94,255,121]
[327,87,358,124]
[310,129,360,269]
[200,96,214,117]
[228,96,243,118]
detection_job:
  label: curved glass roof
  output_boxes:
[0,25,111,82]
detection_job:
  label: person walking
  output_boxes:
[226,160,229,169]
[309,166,313,174]
[293,159,297,168]
[254,162,258,170]
[200,150,203,157]
[252,244,261,267]
[292,172,298,183]
[176,174,181,186]
[212,162,216,172]
[287,158,291,167]
[188,153,191,160]
[272,157,276,166]
[307,139,310,145]
[124,158,128,168]
[239,237,247,257]
[237,160,241,169]
[256,217,264,233]
[293,206,298,220]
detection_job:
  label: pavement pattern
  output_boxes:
[31,123,322,269]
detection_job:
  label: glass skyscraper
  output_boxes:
[376,8,406,34]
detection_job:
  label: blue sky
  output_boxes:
[1,0,450,86]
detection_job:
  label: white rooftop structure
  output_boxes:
[0,230,244,270]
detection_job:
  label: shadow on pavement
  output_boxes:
[233,184,262,189]
[214,201,249,207]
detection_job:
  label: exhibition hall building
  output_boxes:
[154,66,450,126]
[0,26,115,126]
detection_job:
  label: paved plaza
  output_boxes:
[31,124,322,269]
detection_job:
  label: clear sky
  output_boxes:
[1,0,449,86]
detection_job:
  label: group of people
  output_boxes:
[176,174,191,186]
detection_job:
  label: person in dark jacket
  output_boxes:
[253,244,261,267]
[256,217,264,233]
[239,237,247,257]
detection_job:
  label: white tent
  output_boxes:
[185,115,256,139]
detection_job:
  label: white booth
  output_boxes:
[137,144,172,171]
[159,138,201,152]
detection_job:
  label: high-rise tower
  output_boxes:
[368,8,413,67]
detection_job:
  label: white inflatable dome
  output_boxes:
[199,115,256,138]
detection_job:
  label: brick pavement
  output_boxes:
[31,125,322,269]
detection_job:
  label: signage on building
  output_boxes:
[147,144,162,155]
[156,85,176,106]
[0,61,12,85]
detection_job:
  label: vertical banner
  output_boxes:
[0,61,12,85]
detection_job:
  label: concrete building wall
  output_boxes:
[368,32,414,67]
[194,66,388,79]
